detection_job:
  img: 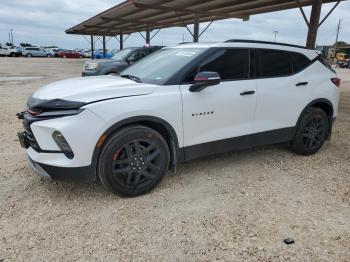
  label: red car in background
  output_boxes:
[58,50,83,58]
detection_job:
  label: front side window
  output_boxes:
[121,47,207,85]
[200,49,250,80]
[129,49,148,62]
[258,50,293,77]
[182,48,250,83]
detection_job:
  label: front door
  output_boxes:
[180,48,257,160]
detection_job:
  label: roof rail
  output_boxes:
[225,39,308,50]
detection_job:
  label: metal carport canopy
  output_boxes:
[66,0,344,49]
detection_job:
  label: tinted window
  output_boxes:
[130,50,148,61]
[258,50,292,77]
[199,49,249,80]
[292,53,310,72]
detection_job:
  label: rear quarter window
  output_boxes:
[258,49,293,77]
[292,53,311,72]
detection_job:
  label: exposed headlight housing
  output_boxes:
[85,62,98,70]
[35,109,84,118]
[52,131,74,159]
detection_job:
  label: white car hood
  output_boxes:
[32,75,157,103]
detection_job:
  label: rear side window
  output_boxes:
[199,49,250,80]
[258,49,292,77]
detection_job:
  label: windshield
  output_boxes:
[121,47,207,85]
[112,48,133,61]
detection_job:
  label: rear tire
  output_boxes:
[98,126,170,197]
[10,52,16,57]
[290,107,329,155]
[26,53,32,57]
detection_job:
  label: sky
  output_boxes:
[0,0,349,50]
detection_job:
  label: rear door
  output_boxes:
[253,49,313,134]
[180,48,257,159]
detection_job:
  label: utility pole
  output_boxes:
[333,18,342,63]
[273,31,278,42]
[10,29,14,45]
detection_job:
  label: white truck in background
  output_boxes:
[0,44,21,57]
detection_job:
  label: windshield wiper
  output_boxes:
[121,74,142,83]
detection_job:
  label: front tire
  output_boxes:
[98,126,170,197]
[290,107,329,155]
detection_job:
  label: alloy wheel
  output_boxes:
[111,140,162,189]
[302,116,326,150]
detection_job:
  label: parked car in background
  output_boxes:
[58,50,83,58]
[93,50,114,59]
[0,45,22,57]
[82,50,92,58]
[50,48,63,57]
[82,46,163,76]
[22,47,53,57]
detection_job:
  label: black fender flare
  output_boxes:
[294,98,334,139]
[91,115,183,175]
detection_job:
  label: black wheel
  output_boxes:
[290,107,329,155]
[10,52,16,57]
[26,53,32,57]
[98,126,170,197]
[47,54,52,58]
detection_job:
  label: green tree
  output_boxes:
[334,41,347,46]
[20,42,32,47]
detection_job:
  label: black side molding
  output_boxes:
[183,127,296,162]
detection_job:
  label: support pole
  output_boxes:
[90,35,94,60]
[146,26,151,45]
[193,16,199,42]
[306,0,322,49]
[102,36,106,58]
[120,33,124,50]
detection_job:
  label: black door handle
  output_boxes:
[240,90,255,96]
[296,82,308,86]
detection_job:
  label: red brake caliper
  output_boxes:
[112,149,121,161]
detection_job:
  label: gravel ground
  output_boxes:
[0,57,349,261]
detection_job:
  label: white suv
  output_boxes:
[17,40,340,196]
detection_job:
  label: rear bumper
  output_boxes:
[27,155,96,182]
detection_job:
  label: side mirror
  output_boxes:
[189,71,221,92]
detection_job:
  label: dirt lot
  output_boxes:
[0,57,349,261]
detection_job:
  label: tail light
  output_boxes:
[331,78,341,87]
